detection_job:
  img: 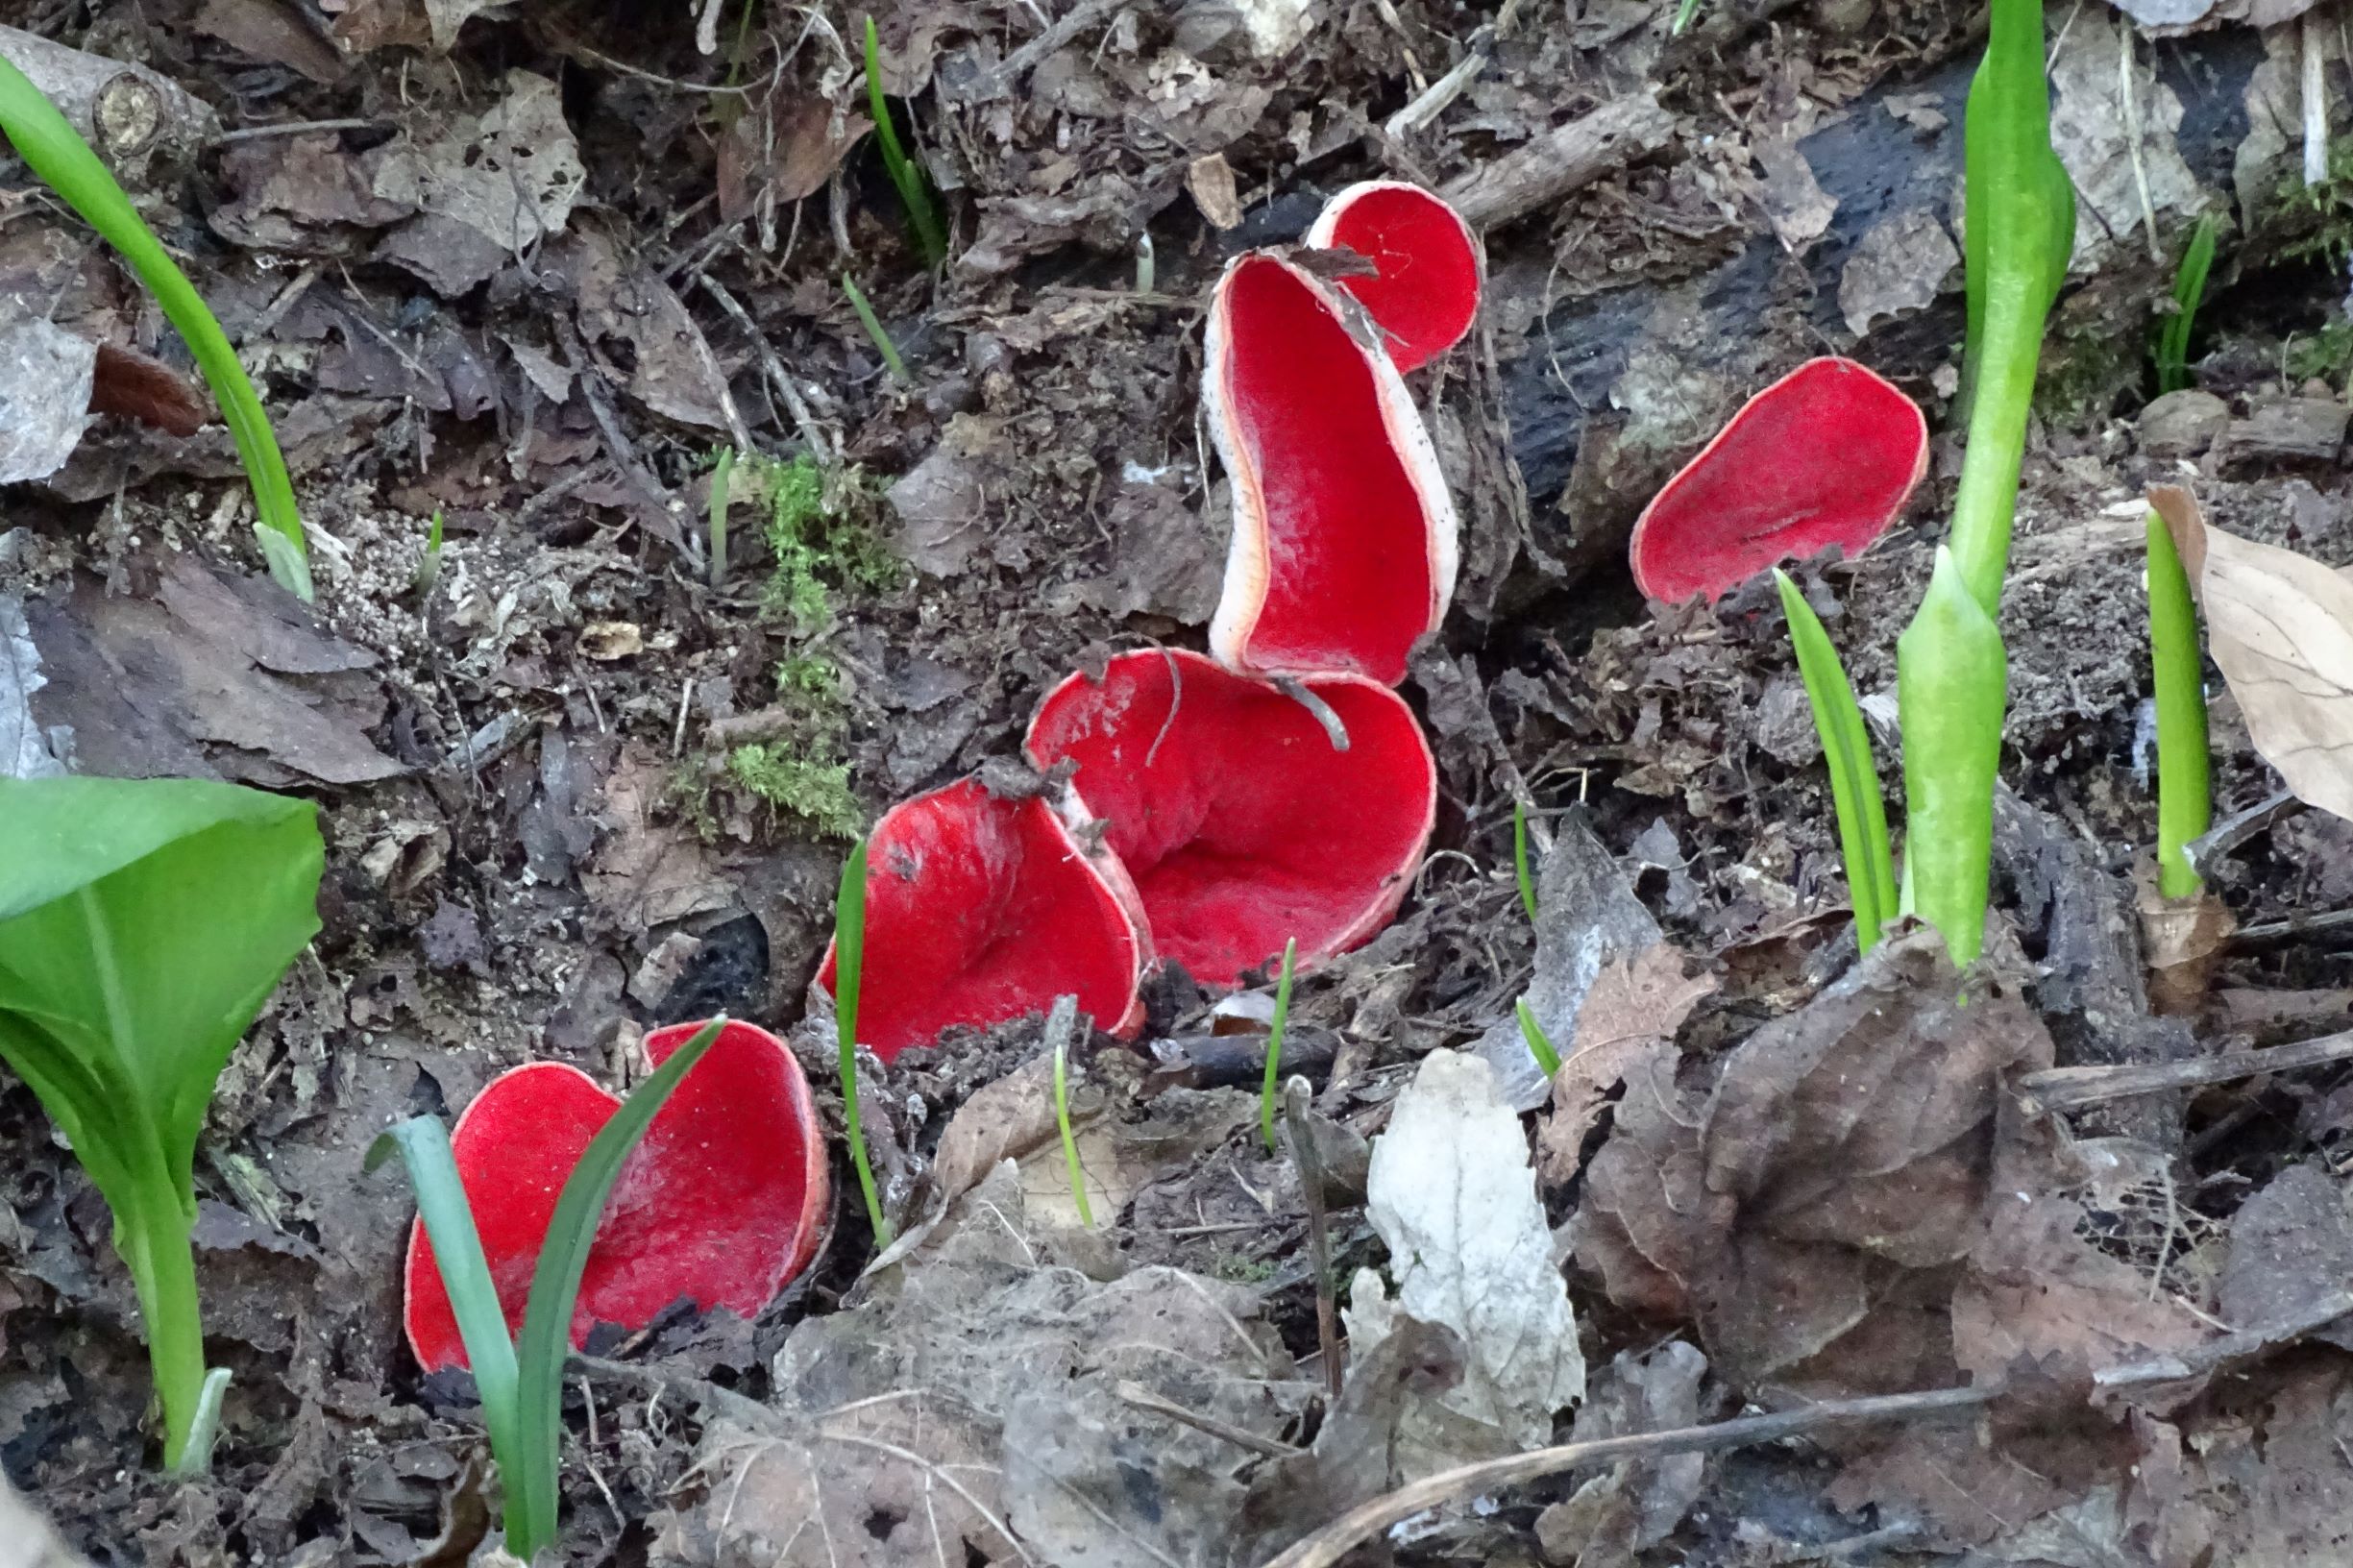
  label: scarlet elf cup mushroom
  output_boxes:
[403,1019,828,1370]
[831,181,1474,1050]
[1628,356,1929,604]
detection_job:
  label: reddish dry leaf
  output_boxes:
[88,341,208,436]
[1536,944,1715,1186]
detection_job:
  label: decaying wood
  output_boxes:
[0,26,218,182]
[2017,1027,2353,1114]
[1437,92,1677,230]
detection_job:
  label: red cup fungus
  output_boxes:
[1025,649,1435,989]
[814,777,1150,1061]
[1306,181,1484,375]
[1628,355,1928,606]
[404,1018,829,1371]
[1204,251,1458,688]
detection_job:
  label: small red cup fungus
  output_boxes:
[1025,649,1435,989]
[403,1018,829,1371]
[1205,252,1458,688]
[1628,356,1928,606]
[814,777,1150,1061]
[1306,182,1483,375]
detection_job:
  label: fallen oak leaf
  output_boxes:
[2151,483,2353,824]
[1536,944,1716,1186]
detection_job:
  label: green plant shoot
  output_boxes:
[1516,998,1561,1079]
[834,840,894,1246]
[0,57,311,602]
[842,273,910,384]
[1511,798,1539,924]
[0,777,323,1472]
[707,447,737,589]
[1051,1019,1092,1228]
[1898,550,2009,963]
[374,1017,724,1559]
[1673,0,1703,34]
[864,15,946,266]
[1258,938,1298,1152]
[2145,510,2211,897]
[1774,571,1899,952]
[413,508,446,597]
[1896,0,2073,962]
[2155,213,2218,396]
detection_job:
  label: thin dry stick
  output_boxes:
[2016,1027,2353,1115]
[1281,1077,1342,1400]
[1113,1379,1303,1459]
[1255,1383,1996,1568]
[2096,1287,2353,1386]
[696,274,839,465]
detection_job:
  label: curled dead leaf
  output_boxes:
[2151,484,2353,825]
[1536,943,1715,1187]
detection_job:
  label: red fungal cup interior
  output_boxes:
[1210,256,1448,686]
[1026,649,1435,989]
[403,1019,827,1372]
[815,779,1146,1061]
[1311,183,1482,374]
[1629,356,1929,605]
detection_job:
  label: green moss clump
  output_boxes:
[2287,320,2353,383]
[725,745,863,840]
[735,453,901,630]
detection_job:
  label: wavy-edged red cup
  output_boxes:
[1204,252,1458,689]
[403,1019,829,1371]
[813,777,1151,1062]
[1307,181,1483,374]
[1629,356,1928,605]
[1026,649,1435,989]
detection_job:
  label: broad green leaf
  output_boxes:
[1897,549,2008,965]
[507,1017,725,1558]
[0,773,321,1467]
[1774,571,1899,952]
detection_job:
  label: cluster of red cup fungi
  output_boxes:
[404,186,1938,1370]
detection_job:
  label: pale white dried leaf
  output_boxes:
[2152,485,2353,824]
[1353,1049,1584,1463]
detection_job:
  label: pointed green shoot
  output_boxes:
[1774,571,1899,952]
[1952,0,2077,613]
[864,15,946,266]
[1051,1009,1092,1228]
[1257,938,1298,1152]
[1511,798,1539,924]
[1516,998,1561,1079]
[834,839,894,1247]
[0,55,311,601]
[2155,213,2218,396]
[1897,548,2008,965]
[2145,510,2211,897]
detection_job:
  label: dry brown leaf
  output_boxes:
[2134,865,2235,1016]
[1537,944,1715,1185]
[2152,484,2353,824]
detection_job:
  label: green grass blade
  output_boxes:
[1050,1009,1092,1228]
[834,840,893,1247]
[507,1017,725,1558]
[1774,571,1900,951]
[864,15,946,266]
[1511,799,1539,924]
[841,273,910,384]
[1257,938,1298,1152]
[368,1118,522,1473]
[707,447,736,590]
[2145,510,2211,896]
[1672,0,1703,33]
[1516,998,1561,1078]
[2156,213,2218,395]
[0,55,310,601]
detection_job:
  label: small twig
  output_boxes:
[555,319,683,550]
[961,0,1123,98]
[2306,7,2332,188]
[2188,788,2296,882]
[214,117,386,143]
[2096,1288,2353,1386]
[513,465,603,531]
[2016,1027,2353,1115]
[2231,905,2353,946]
[1113,1380,1303,1459]
[697,274,839,465]
[1273,678,1350,752]
[1255,1383,1996,1568]
[1282,1077,1342,1402]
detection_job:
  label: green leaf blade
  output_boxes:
[1774,571,1898,951]
[1896,548,2009,966]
